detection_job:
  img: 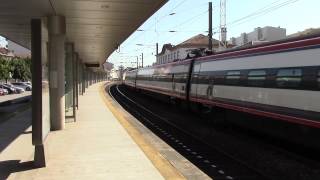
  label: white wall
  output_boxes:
[229,26,286,46]
[156,47,215,65]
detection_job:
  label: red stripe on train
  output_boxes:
[198,37,320,62]
[190,97,320,129]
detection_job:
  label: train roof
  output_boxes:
[128,33,320,73]
[198,33,320,62]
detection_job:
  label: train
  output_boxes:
[123,34,320,149]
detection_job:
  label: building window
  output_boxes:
[276,68,302,88]
[174,52,176,60]
[226,70,241,85]
[248,70,266,86]
[177,51,180,59]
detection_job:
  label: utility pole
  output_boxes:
[220,0,227,49]
[136,56,138,69]
[208,2,213,51]
[156,43,159,55]
[141,53,144,68]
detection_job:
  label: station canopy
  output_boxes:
[0,0,167,70]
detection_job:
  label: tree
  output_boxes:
[0,57,31,82]
[23,58,31,80]
[0,57,11,83]
[13,58,31,81]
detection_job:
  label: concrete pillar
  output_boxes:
[31,18,50,167]
[48,15,66,131]
[65,43,74,114]
[74,53,79,109]
[72,52,77,119]
[82,66,86,93]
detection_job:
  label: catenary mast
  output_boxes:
[220,0,227,49]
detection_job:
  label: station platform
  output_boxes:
[0,82,190,180]
[0,92,31,104]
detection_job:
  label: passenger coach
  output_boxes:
[124,35,320,130]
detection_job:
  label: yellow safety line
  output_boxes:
[99,83,186,180]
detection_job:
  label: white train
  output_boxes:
[124,35,320,130]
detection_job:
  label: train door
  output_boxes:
[134,71,137,88]
[207,78,214,100]
[172,74,175,92]
[190,62,201,100]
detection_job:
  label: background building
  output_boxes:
[229,26,286,47]
[0,47,14,60]
[155,34,220,65]
[103,62,114,71]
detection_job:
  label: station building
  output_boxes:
[155,34,220,65]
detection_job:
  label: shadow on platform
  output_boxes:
[0,160,38,179]
[0,109,31,153]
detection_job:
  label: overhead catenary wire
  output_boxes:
[114,0,302,67]
[227,0,300,27]
[153,10,209,45]
[122,1,209,49]
[144,0,301,64]
[120,0,190,50]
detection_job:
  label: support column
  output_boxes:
[72,52,77,119]
[31,18,50,167]
[82,66,86,93]
[85,68,88,89]
[82,65,85,93]
[75,53,79,109]
[48,15,66,131]
[65,43,74,117]
[65,42,75,121]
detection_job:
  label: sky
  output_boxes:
[1,0,318,68]
[108,0,320,69]
[0,36,6,47]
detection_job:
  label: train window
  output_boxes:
[248,70,266,86]
[227,71,240,79]
[276,68,302,88]
[226,70,241,85]
[226,71,241,79]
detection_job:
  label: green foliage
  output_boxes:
[0,57,11,81]
[0,56,31,82]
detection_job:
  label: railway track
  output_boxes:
[109,84,270,180]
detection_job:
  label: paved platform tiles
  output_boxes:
[0,82,169,180]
